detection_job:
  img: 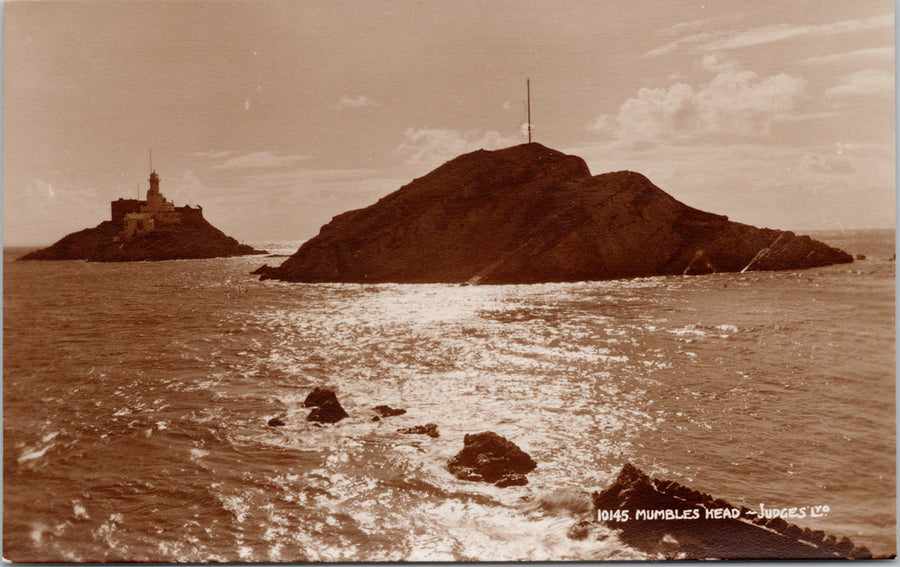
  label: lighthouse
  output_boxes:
[143,169,171,215]
[148,170,160,195]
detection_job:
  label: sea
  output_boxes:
[3,229,895,562]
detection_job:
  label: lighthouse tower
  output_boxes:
[149,170,160,195]
[139,167,181,224]
[112,156,192,240]
[145,170,165,211]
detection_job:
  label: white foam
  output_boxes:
[237,545,253,560]
[73,500,89,520]
[189,447,209,460]
[18,443,53,464]
[218,493,250,523]
[30,523,47,545]
[668,325,708,337]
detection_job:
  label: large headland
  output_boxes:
[18,168,266,262]
[255,143,854,284]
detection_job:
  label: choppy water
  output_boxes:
[3,230,895,561]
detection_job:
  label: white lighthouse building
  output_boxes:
[117,169,183,239]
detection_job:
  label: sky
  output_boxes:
[3,0,895,246]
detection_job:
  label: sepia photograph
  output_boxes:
[3,0,895,561]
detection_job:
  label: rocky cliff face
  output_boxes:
[19,213,265,262]
[257,143,852,284]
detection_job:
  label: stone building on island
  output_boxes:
[19,163,267,262]
[111,169,202,240]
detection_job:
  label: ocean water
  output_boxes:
[3,229,895,561]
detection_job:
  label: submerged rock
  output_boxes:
[398,423,439,438]
[447,431,536,486]
[259,143,852,284]
[592,463,872,559]
[267,417,286,427]
[373,405,407,418]
[850,546,874,559]
[306,399,348,423]
[566,520,595,541]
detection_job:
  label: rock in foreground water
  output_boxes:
[258,143,852,284]
[447,432,536,487]
[373,405,407,418]
[398,423,439,438]
[592,463,874,559]
[303,387,339,408]
[303,387,348,423]
[306,400,348,423]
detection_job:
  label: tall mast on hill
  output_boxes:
[527,79,532,144]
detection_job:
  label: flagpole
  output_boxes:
[527,79,532,143]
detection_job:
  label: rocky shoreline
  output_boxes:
[591,463,874,560]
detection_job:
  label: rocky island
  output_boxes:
[19,169,266,262]
[256,143,852,284]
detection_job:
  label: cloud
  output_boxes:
[661,12,751,38]
[209,151,312,169]
[334,95,380,109]
[244,85,263,110]
[800,47,894,66]
[591,56,806,147]
[3,178,106,244]
[397,128,519,165]
[34,178,55,200]
[799,152,855,174]
[825,69,894,99]
[169,170,208,204]
[700,52,739,73]
[563,140,894,231]
[647,14,892,56]
[193,150,233,159]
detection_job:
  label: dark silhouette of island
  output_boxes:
[19,169,266,261]
[255,143,852,284]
